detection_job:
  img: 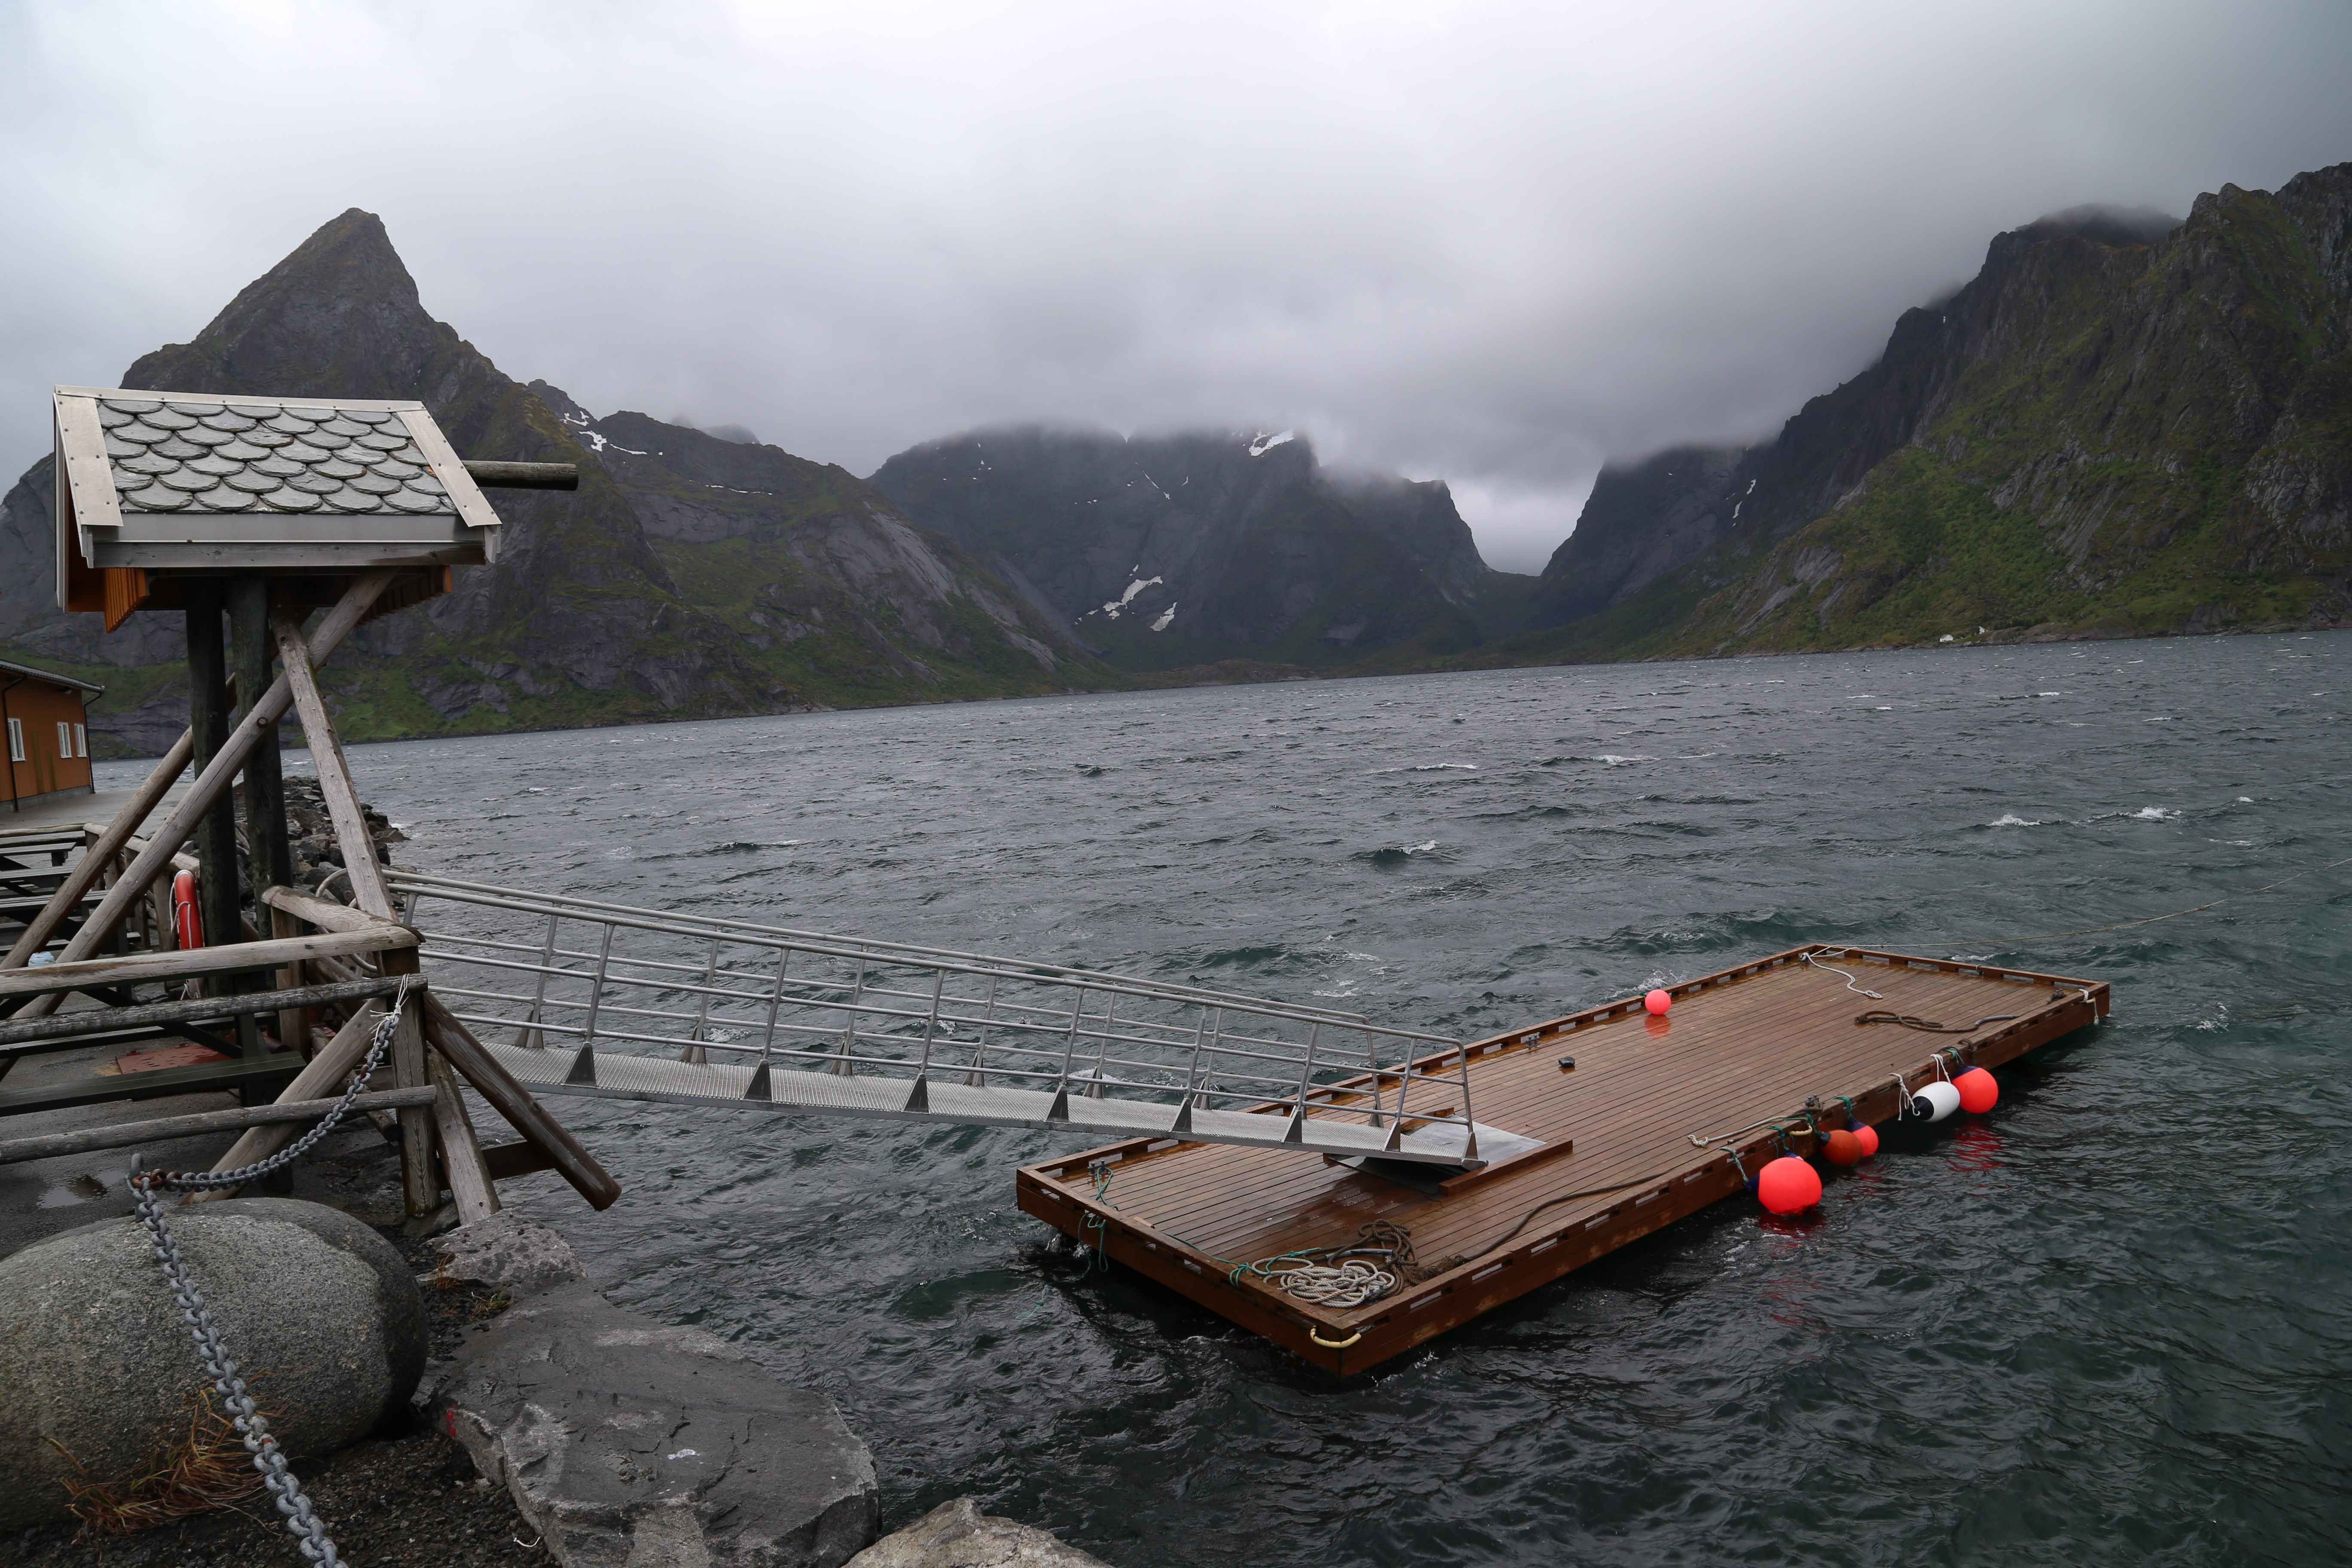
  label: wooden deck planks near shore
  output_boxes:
[1018,945,2109,1372]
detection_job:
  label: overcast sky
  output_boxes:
[3,2,2348,570]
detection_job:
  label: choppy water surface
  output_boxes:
[117,633,2351,1565]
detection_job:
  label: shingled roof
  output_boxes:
[56,386,499,530]
[101,396,453,515]
[53,386,506,628]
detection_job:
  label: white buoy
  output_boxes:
[1915,1081,1962,1122]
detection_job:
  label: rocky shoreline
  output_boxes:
[1,1127,1108,1568]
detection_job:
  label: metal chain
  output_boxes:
[126,976,416,1567]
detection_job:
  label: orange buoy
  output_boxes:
[1822,1129,1865,1165]
[1644,989,1672,1016]
[172,869,203,950]
[1756,1155,1822,1213]
[1851,1122,1880,1157]
[1954,1068,1999,1113]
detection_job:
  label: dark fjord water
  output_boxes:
[113,632,2349,1565]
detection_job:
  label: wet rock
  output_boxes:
[434,1210,587,1298]
[0,1197,426,1531]
[429,1280,877,1567]
[845,1499,1111,1568]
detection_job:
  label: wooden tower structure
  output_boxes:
[0,384,615,1225]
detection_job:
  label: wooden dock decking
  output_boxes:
[1018,945,2110,1372]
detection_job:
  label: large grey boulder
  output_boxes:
[430,1280,878,1567]
[0,1196,426,1531]
[846,1499,1112,1568]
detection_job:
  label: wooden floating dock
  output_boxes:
[1019,944,2110,1373]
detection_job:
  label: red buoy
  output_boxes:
[1954,1068,1999,1114]
[172,869,203,950]
[1852,1122,1880,1157]
[1756,1155,1822,1213]
[1645,989,1671,1016]
[1822,1129,1865,1165]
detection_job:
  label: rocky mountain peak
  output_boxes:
[123,209,453,402]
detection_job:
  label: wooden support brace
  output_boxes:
[0,1086,438,1166]
[260,885,414,937]
[0,927,418,1001]
[383,950,438,1218]
[428,1049,499,1223]
[0,975,399,1047]
[295,948,622,1212]
[422,993,622,1211]
[269,609,396,919]
[6,567,401,1005]
[187,998,387,1200]
[270,905,307,1053]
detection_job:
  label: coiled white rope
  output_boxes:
[1265,1257,1398,1308]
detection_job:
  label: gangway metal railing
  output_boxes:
[388,869,1488,1166]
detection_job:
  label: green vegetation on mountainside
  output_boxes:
[1462,168,2352,666]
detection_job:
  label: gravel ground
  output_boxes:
[6,1216,557,1567]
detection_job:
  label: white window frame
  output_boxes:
[6,719,21,763]
[74,723,87,758]
[56,721,71,760]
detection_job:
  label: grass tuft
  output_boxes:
[51,1387,271,1537]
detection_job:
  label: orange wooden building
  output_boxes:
[0,657,100,809]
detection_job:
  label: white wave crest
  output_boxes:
[1988,813,2041,827]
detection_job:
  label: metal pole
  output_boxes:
[1052,986,1087,1092]
[759,946,791,1057]
[1084,996,1116,1097]
[965,973,998,1087]
[681,935,719,1064]
[517,910,557,1048]
[832,958,865,1077]
[1287,1023,1321,1136]
[579,921,614,1050]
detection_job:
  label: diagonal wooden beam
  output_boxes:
[25,569,398,994]
[1,733,193,968]
[270,609,395,919]
[186,998,388,1202]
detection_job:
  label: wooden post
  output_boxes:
[383,948,438,1217]
[269,904,308,1052]
[182,582,241,983]
[227,578,293,938]
[428,1050,500,1222]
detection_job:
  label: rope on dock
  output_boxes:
[1237,1219,1433,1308]
[1803,951,1883,999]
[1854,1010,2018,1034]
[123,975,418,1568]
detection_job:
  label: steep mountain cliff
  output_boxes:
[1504,166,2352,662]
[870,427,1532,670]
[0,211,1112,752]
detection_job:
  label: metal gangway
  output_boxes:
[386,870,1492,1167]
